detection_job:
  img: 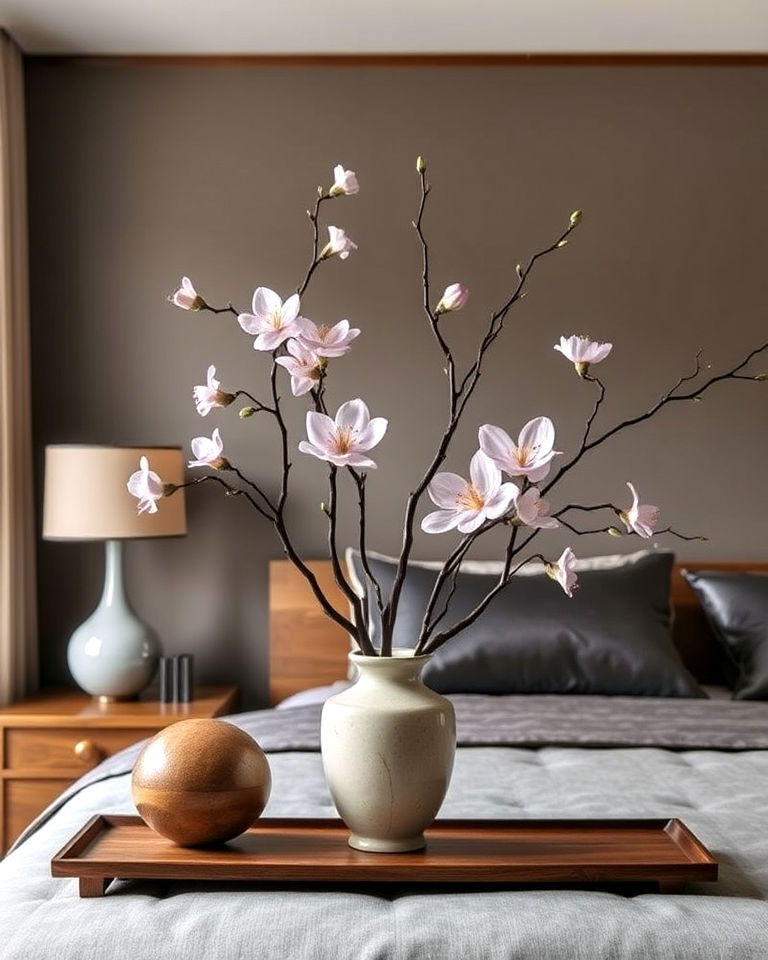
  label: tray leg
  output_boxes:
[658,880,687,894]
[79,876,113,898]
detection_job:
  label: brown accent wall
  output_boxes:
[25,61,768,706]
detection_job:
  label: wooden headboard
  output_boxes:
[268,559,768,706]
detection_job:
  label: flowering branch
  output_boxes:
[148,161,766,666]
[542,341,768,497]
[381,164,576,653]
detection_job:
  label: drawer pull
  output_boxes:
[73,739,104,764]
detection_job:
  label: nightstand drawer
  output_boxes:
[5,727,154,771]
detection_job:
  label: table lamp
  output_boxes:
[43,445,187,702]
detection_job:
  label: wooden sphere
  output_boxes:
[131,719,271,847]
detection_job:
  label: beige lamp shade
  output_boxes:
[43,445,187,540]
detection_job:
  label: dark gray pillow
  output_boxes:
[683,570,768,700]
[348,551,704,697]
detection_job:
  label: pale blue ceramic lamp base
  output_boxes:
[67,539,161,701]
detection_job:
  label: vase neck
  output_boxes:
[349,652,430,685]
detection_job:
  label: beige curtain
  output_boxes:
[0,29,36,706]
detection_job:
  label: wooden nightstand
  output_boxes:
[0,685,239,854]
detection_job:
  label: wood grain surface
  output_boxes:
[51,815,717,897]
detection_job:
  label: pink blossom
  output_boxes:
[299,399,387,469]
[127,456,165,515]
[193,364,235,416]
[620,482,660,538]
[329,164,359,197]
[554,335,612,376]
[479,417,561,483]
[276,339,325,397]
[297,318,360,358]
[515,487,559,530]
[321,226,358,260]
[546,547,579,597]
[169,276,204,311]
[188,427,229,470]
[435,282,469,315]
[238,288,305,351]
[421,450,518,535]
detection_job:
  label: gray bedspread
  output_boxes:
[3,694,768,959]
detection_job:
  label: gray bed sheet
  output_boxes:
[3,694,768,960]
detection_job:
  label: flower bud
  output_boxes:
[607,526,623,537]
[570,210,583,227]
[416,156,426,174]
[239,406,256,419]
[435,282,469,316]
[755,374,767,381]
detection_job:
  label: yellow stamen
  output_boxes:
[456,486,485,511]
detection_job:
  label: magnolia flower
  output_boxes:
[188,427,229,470]
[127,456,165,515]
[479,417,561,483]
[421,450,518,535]
[435,282,469,315]
[238,288,304,351]
[619,482,660,539]
[169,276,204,311]
[515,487,559,530]
[329,164,359,197]
[193,364,235,416]
[299,399,387,469]
[276,339,325,396]
[321,226,358,260]
[554,335,612,376]
[546,547,579,597]
[297,318,360,358]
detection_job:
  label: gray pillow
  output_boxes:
[683,570,768,700]
[347,550,704,697]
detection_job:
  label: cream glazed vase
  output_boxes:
[320,650,456,852]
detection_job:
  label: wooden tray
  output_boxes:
[51,815,717,897]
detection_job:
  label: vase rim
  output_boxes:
[348,648,430,663]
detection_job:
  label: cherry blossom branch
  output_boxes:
[413,167,454,394]
[382,188,579,649]
[201,302,241,318]
[455,217,580,407]
[542,341,768,497]
[325,467,373,654]
[232,390,274,412]
[171,474,274,522]
[423,553,546,653]
[230,465,278,517]
[298,191,331,297]
[348,468,385,616]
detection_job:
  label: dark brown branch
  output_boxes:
[424,553,546,652]
[413,169,455,394]
[200,302,241,318]
[382,207,579,649]
[542,341,768,497]
[326,467,373,654]
[172,474,273,522]
[298,191,331,297]
[349,468,385,616]
[232,390,274,412]
[230,465,278,517]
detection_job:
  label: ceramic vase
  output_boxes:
[320,650,456,852]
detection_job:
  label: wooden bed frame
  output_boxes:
[268,559,768,706]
